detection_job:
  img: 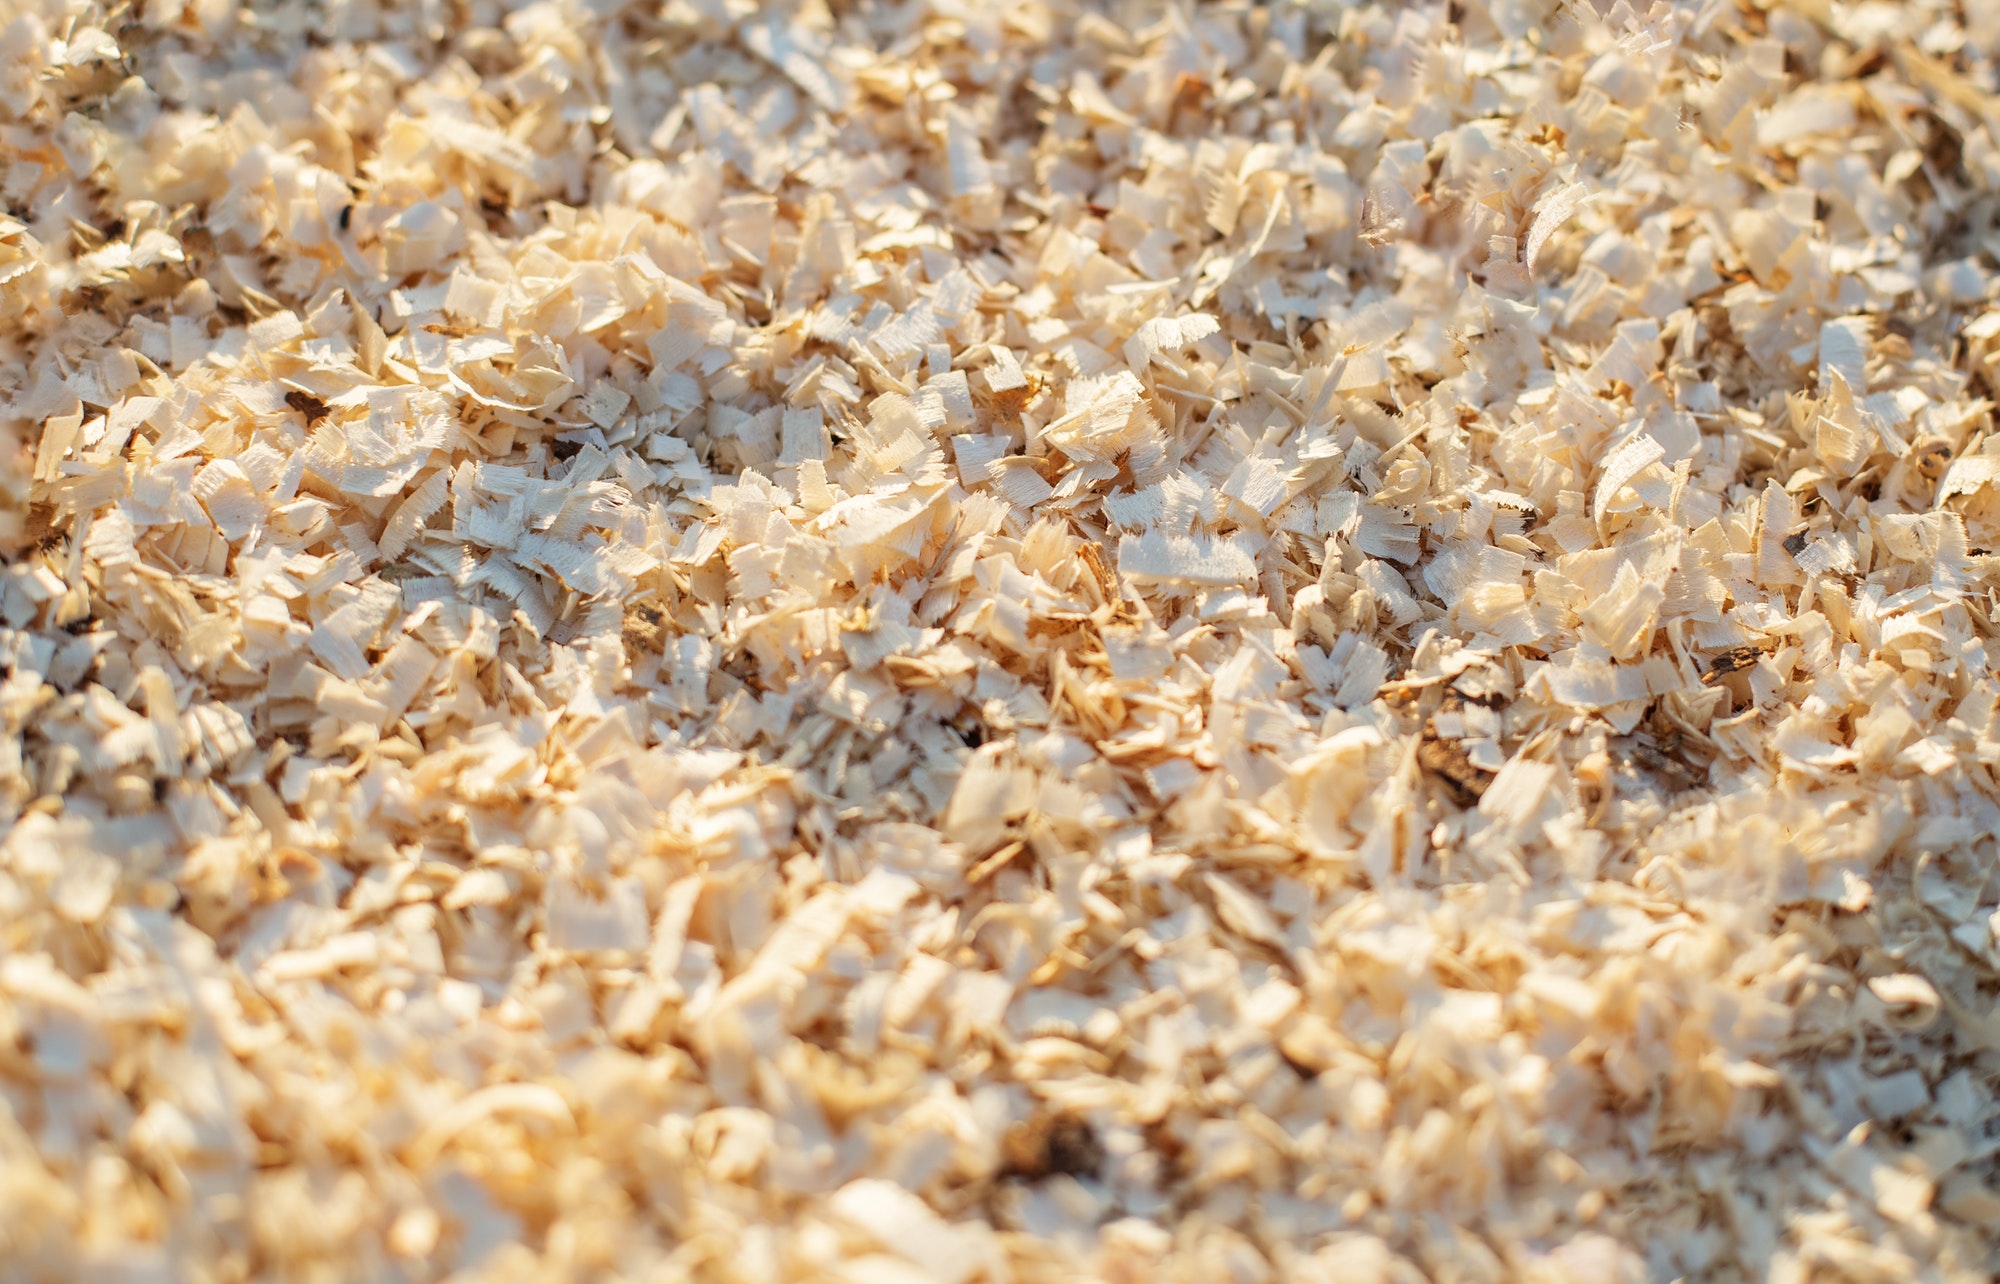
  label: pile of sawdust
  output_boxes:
[3,0,1999,1279]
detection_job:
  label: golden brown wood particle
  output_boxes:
[1417,733,1493,806]
[1001,1112,1103,1182]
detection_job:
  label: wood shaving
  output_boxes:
[3,1,2000,1280]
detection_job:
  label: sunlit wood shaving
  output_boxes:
[3,1,2000,1280]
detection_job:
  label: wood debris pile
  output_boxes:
[5,0,2000,1278]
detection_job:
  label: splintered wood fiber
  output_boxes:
[4,1,2000,1281]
